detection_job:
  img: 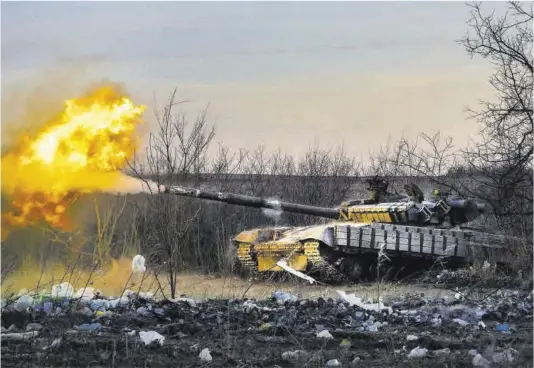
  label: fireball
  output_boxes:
[1,84,146,236]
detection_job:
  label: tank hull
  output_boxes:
[233,221,514,282]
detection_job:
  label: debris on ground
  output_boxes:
[0,281,532,367]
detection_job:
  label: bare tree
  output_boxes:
[128,88,215,298]
[458,1,533,234]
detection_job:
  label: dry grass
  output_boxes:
[1,257,457,303]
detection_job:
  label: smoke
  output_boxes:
[263,198,283,224]
[108,174,164,195]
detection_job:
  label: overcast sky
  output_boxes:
[1,1,509,160]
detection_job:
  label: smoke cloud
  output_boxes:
[263,198,283,224]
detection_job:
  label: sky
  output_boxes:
[1,1,510,161]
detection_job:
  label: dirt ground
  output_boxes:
[1,274,532,368]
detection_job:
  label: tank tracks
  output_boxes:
[236,241,347,283]
[303,241,347,283]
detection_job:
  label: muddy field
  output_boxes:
[1,275,532,368]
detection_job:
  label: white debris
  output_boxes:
[75,287,96,301]
[407,346,428,359]
[42,337,62,351]
[406,335,419,341]
[453,318,469,326]
[433,348,451,356]
[14,295,34,312]
[108,296,129,308]
[477,321,486,329]
[2,331,39,341]
[139,331,165,346]
[276,259,316,284]
[243,300,259,313]
[492,348,518,364]
[131,255,146,274]
[199,348,213,362]
[468,349,479,357]
[126,330,137,336]
[138,291,153,300]
[472,353,490,367]
[316,330,333,339]
[326,359,342,367]
[336,290,393,314]
[281,350,309,362]
[430,317,442,327]
[170,297,197,307]
[25,323,43,331]
[273,291,298,304]
[51,282,74,299]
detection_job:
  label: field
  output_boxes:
[1,273,532,368]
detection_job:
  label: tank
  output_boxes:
[163,176,514,282]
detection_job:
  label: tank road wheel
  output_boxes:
[303,241,347,283]
[234,242,260,279]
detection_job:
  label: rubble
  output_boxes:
[0,285,531,367]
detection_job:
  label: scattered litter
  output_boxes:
[74,287,96,301]
[495,323,509,332]
[90,299,109,311]
[492,348,518,364]
[433,348,450,356]
[243,300,259,313]
[326,359,342,367]
[51,282,74,299]
[77,323,102,331]
[276,259,316,284]
[138,291,153,300]
[2,331,39,341]
[272,291,298,304]
[365,324,378,332]
[406,335,418,341]
[336,290,393,314]
[199,348,212,362]
[42,338,62,351]
[472,353,490,367]
[139,331,165,346]
[43,301,53,313]
[281,350,309,362]
[108,296,129,308]
[351,356,361,366]
[132,255,146,273]
[14,295,34,312]
[25,323,43,331]
[477,321,486,329]
[126,330,137,336]
[170,297,197,307]
[453,318,469,326]
[316,330,333,339]
[407,346,428,358]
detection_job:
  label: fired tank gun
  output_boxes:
[163,181,485,228]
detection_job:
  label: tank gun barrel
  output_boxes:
[164,185,341,219]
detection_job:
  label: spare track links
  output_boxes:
[236,241,346,282]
